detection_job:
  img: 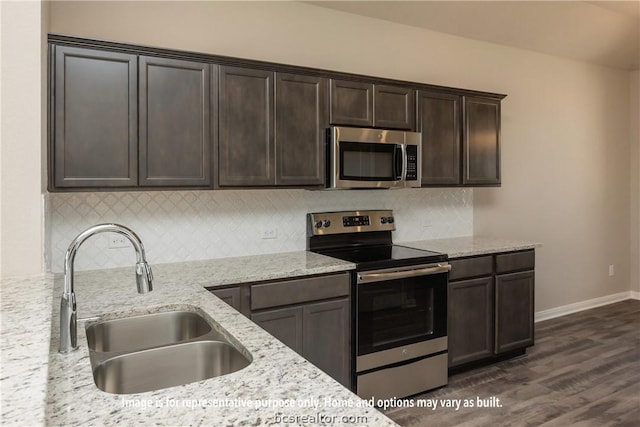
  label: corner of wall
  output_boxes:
[630,70,640,293]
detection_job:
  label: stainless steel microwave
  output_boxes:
[327,126,421,189]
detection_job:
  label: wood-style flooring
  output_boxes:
[385,299,640,427]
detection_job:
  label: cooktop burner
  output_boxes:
[307,210,447,270]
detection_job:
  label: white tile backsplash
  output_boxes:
[46,188,473,272]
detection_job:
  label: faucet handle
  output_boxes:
[136,261,153,293]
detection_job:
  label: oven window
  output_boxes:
[340,142,396,181]
[357,274,447,356]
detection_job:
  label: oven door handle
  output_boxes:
[357,263,451,284]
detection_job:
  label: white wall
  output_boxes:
[631,70,640,294]
[0,1,48,278]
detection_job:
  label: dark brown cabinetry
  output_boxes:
[448,276,494,367]
[209,273,351,387]
[417,91,502,186]
[417,91,461,185]
[139,56,212,187]
[330,80,414,130]
[218,66,274,186]
[495,271,535,353]
[53,46,138,188]
[448,250,534,369]
[275,73,327,186]
[218,67,327,187]
[49,36,506,191]
[210,287,242,312]
[250,273,351,387]
[463,97,501,185]
[374,84,415,130]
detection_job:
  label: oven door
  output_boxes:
[355,263,449,372]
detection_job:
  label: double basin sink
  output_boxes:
[86,309,251,394]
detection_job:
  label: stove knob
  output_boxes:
[322,219,331,228]
[388,217,395,224]
[381,217,388,224]
[314,221,323,229]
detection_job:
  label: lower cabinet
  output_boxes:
[448,250,535,369]
[448,277,494,366]
[209,272,351,387]
[495,271,535,353]
[252,299,350,387]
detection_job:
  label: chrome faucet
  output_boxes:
[59,224,153,354]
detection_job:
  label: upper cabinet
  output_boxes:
[218,66,274,186]
[218,66,327,187]
[417,91,503,187]
[51,45,212,191]
[275,73,327,186]
[139,56,212,187]
[330,79,414,130]
[48,36,505,191]
[53,46,138,188]
[417,91,461,186]
[463,97,501,185]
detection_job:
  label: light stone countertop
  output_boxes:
[2,251,401,427]
[398,236,540,259]
[1,239,542,426]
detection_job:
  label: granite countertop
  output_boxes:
[2,251,399,427]
[399,236,540,259]
[1,239,542,426]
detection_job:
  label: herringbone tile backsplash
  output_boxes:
[46,188,472,272]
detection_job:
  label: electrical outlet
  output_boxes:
[608,265,615,277]
[261,228,277,240]
[109,235,129,249]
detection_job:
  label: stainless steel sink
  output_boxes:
[92,341,251,394]
[86,310,213,353]
[85,309,252,394]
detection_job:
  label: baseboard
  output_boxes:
[535,291,636,323]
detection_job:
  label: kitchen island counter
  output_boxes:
[2,251,399,426]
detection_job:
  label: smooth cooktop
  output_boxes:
[314,244,447,271]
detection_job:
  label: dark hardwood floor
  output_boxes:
[385,299,640,427]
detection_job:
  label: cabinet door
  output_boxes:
[330,79,373,127]
[374,85,414,130]
[417,91,461,185]
[53,46,137,188]
[210,287,241,312]
[139,57,211,187]
[448,277,494,367]
[219,66,274,186]
[303,299,351,387]
[495,271,534,353]
[463,97,501,185]
[275,73,327,186]
[251,307,303,354]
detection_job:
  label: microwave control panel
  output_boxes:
[405,145,418,181]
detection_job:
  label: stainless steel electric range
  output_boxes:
[307,210,450,400]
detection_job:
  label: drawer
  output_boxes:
[449,256,493,281]
[496,250,535,274]
[251,272,350,310]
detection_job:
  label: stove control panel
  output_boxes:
[343,215,370,227]
[308,210,396,236]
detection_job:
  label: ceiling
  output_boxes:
[306,1,640,70]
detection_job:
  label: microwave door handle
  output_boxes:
[357,264,452,285]
[394,145,404,181]
[401,143,408,181]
